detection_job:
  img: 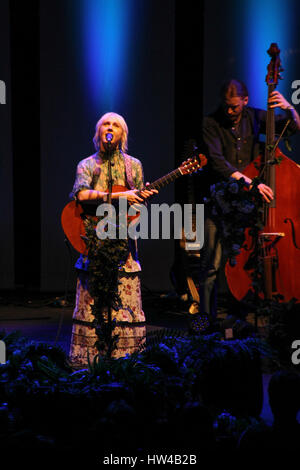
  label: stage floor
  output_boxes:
[0,289,281,427]
[0,289,270,352]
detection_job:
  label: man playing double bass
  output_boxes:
[199,79,300,319]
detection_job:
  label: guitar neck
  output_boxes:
[137,167,182,194]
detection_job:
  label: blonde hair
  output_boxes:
[93,112,128,152]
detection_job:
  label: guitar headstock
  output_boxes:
[179,153,207,175]
[266,43,283,86]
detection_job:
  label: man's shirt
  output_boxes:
[201,106,296,187]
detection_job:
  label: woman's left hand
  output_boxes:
[139,182,158,200]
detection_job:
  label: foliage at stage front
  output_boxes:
[84,217,129,358]
[0,330,270,455]
[204,177,264,267]
[0,329,272,450]
[261,297,300,367]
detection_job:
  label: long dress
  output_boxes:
[68,149,146,365]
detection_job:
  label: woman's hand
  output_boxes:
[114,183,158,204]
[121,189,144,204]
[139,182,158,200]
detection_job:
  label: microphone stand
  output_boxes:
[107,143,113,205]
[104,137,114,357]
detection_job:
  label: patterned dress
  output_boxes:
[69,150,146,365]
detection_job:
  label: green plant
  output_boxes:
[204,177,264,267]
[84,217,129,358]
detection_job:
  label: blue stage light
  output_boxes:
[242,0,291,108]
[82,0,133,110]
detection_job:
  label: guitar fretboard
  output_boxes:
[137,168,182,195]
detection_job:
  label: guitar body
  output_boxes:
[61,200,88,255]
[61,185,128,255]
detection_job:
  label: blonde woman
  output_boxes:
[69,112,157,365]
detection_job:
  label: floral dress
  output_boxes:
[69,150,146,365]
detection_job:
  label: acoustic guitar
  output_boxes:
[170,140,202,310]
[61,154,207,255]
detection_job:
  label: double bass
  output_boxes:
[225,43,300,303]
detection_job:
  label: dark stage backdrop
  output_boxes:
[0,0,14,289]
[2,0,300,293]
[39,0,175,292]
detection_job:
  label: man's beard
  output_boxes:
[226,113,241,124]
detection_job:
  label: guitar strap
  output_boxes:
[92,151,135,190]
[122,152,135,189]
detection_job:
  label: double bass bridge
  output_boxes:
[259,232,285,247]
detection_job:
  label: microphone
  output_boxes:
[106,133,113,143]
[105,132,114,161]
